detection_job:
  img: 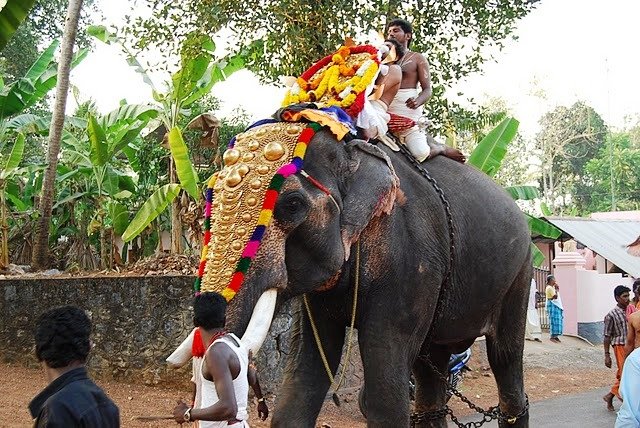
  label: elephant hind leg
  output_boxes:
[411,346,450,428]
[485,264,530,427]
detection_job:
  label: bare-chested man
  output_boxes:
[625,310,640,356]
[386,19,465,163]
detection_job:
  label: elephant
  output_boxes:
[209,124,532,428]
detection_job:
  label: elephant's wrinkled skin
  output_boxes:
[223,128,531,428]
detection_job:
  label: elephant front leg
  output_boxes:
[271,297,345,428]
[411,347,450,428]
[359,336,414,427]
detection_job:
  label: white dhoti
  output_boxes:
[388,88,430,162]
[356,99,390,138]
[525,279,542,341]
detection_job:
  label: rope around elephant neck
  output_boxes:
[302,240,360,404]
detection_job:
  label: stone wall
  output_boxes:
[0,276,363,394]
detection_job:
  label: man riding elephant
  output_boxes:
[386,18,465,163]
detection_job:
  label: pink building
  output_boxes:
[533,211,640,343]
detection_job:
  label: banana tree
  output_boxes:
[467,117,562,266]
[60,104,158,268]
[0,40,88,135]
[88,26,248,250]
[0,0,37,50]
[0,132,25,267]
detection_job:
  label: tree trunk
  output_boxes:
[31,0,84,269]
[0,182,8,268]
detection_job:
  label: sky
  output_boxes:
[71,0,640,140]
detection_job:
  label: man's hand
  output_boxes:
[257,400,269,420]
[605,354,612,368]
[405,97,418,109]
[173,400,190,424]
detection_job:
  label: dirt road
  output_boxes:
[0,366,610,427]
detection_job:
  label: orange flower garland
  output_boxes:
[282,45,380,115]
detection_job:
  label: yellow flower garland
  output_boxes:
[282,45,380,109]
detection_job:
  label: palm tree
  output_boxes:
[31,0,84,269]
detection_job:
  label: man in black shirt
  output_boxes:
[29,306,120,427]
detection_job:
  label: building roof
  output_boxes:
[545,217,640,277]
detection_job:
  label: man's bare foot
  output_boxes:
[427,144,466,163]
[443,146,466,163]
[603,393,615,411]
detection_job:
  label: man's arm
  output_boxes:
[604,335,613,368]
[604,314,613,368]
[624,319,635,357]
[248,364,269,420]
[406,54,432,109]
[174,345,238,423]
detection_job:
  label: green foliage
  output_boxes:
[124,0,537,129]
[504,186,539,201]
[90,26,250,246]
[467,117,519,177]
[536,101,608,214]
[168,127,199,199]
[0,40,88,121]
[582,132,640,212]
[0,0,95,81]
[122,183,181,243]
[0,0,37,50]
[468,116,562,265]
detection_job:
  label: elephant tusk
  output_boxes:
[240,289,278,355]
[166,327,197,368]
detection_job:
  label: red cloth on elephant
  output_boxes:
[388,113,415,133]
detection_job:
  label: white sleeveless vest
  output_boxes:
[198,333,249,428]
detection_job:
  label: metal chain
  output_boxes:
[397,144,528,427]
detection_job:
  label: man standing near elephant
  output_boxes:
[172,292,268,426]
[545,275,563,343]
[385,18,465,163]
[603,285,631,411]
[525,277,542,342]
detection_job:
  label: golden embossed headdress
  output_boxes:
[195,121,323,301]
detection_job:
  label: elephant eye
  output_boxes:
[275,191,309,223]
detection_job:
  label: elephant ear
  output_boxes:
[340,140,399,260]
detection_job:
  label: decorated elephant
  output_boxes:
[196,117,531,428]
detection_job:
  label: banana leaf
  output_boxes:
[467,117,519,177]
[168,127,199,199]
[5,189,27,211]
[525,213,562,240]
[29,48,88,104]
[52,191,89,210]
[531,243,545,267]
[109,202,129,236]
[0,0,37,50]
[540,202,552,216]
[504,185,540,201]
[5,113,47,133]
[88,115,108,167]
[23,40,60,82]
[182,51,247,107]
[101,104,158,129]
[122,183,181,242]
[1,132,24,175]
[0,45,87,119]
